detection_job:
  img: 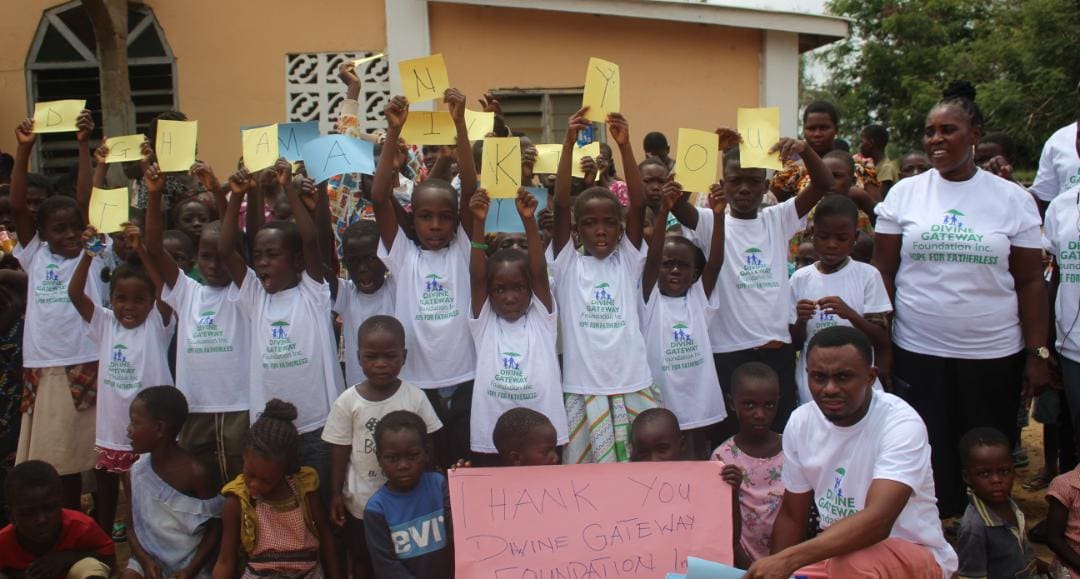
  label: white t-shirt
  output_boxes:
[160,274,250,413]
[320,382,442,519]
[639,283,727,428]
[468,296,569,453]
[552,235,653,395]
[87,305,175,451]
[14,236,107,367]
[782,392,958,577]
[333,278,395,388]
[789,261,892,404]
[1030,122,1080,202]
[231,270,345,434]
[378,227,475,389]
[683,199,804,352]
[1043,184,1080,363]
[875,169,1042,358]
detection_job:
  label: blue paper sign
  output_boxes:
[277,122,320,161]
[484,186,548,234]
[300,135,375,183]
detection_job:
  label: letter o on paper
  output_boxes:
[684,144,709,172]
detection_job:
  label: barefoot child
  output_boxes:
[712,362,785,567]
[219,163,345,492]
[215,400,341,579]
[10,114,104,509]
[125,386,222,579]
[69,223,175,538]
[0,461,115,579]
[956,427,1039,578]
[641,179,727,458]
[143,164,251,487]
[468,187,568,461]
[321,316,442,578]
[365,411,452,579]
[372,90,478,466]
[330,221,394,388]
[552,107,658,464]
[789,195,891,404]
[492,408,560,467]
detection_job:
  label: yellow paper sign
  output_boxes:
[104,134,146,163]
[242,124,280,172]
[676,128,720,193]
[737,107,782,170]
[582,58,620,122]
[398,54,450,103]
[572,141,601,179]
[464,109,495,142]
[481,137,522,199]
[155,120,198,173]
[88,187,129,234]
[32,100,86,134]
[533,144,562,174]
[401,112,457,146]
[352,53,384,68]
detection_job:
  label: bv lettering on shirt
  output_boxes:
[390,511,447,558]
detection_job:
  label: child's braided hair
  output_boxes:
[245,399,300,473]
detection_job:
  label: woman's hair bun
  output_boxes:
[260,399,298,422]
[943,80,977,102]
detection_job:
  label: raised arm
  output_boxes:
[372,97,409,251]
[607,113,644,248]
[190,161,226,218]
[123,222,172,319]
[68,227,100,323]
[517,188,551,313]
[315,181,338,297]
[11,119,38,244]
[219,170,253,286]
[277,160,323,282]
[701,191,727,298]
[446,89,478,238]
[553,107,590,257]
[92,142,110,189]
[642,181,681,301]
[469,189,490,317]
[74,110,95,218]
[143,163,180,288]
[749,480,912,578]
[775,139,833,218]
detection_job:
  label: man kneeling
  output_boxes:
[746,326,957,578]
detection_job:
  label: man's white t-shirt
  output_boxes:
[469,296,569,453]
[875,169,1042,359]
[782,391,958,577]
[1044,184,1080,363]
[1030,122,1080,202]
[332,278,395,388]
[378,227,475,389]
[789,261,892,404]
[639,283,727,429]
[321,382,441,519]
[14,236,107,367]
[552,235,653,395]
[230,270,345,434]
[161,274,250,413]
[683,199,804,352]
[87,305,175,451]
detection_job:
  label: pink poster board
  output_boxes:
[449,461,734,578]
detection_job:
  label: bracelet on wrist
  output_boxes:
[471,241,489,251]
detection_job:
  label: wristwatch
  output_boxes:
[1026,346,1051,360]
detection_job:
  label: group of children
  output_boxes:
[0,66,1077,579]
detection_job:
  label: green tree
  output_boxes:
[814,0,1079,167]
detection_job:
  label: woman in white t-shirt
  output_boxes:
[1044,126,1080,418]
[1030,120,1080,204]
[466,188,568,460]
[874,81,1051,518]
[552,108,658,464]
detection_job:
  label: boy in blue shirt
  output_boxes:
[364,411,452,579]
